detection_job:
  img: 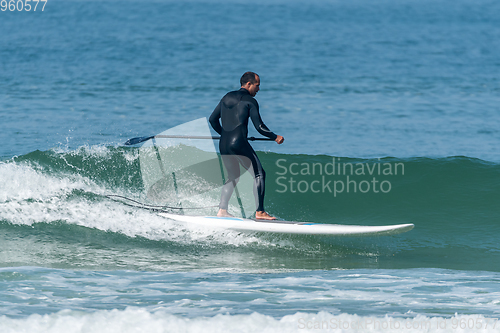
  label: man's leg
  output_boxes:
[242,149,276,220]
[218,154,240,217]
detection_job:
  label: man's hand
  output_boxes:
[275,135,284,144]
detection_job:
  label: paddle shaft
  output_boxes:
[125,135,273,145]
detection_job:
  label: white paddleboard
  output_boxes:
[158,212,414,236]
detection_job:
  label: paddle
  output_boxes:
[124,135,273,146]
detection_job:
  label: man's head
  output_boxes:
[240,72,260,97]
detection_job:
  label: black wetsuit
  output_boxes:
[209,88,277,212]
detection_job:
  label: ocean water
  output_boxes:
[1,0,500,332]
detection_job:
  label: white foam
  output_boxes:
[0,162,89,204]
[0,161,286,248]
[1,309,499,333]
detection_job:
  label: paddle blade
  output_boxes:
[124,136,154,146]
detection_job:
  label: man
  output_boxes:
[209,72,284,220]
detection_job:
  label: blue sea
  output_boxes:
[1,0,500,332]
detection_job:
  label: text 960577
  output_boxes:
[1,0,47,11]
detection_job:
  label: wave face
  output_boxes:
[1,147,499,272]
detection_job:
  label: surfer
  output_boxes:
[209,72,284,220]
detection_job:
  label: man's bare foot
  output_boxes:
[217,209,234,217]
[255,211,276,220]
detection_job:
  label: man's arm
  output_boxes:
[248,100,278,141]
[209,101,222,135]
